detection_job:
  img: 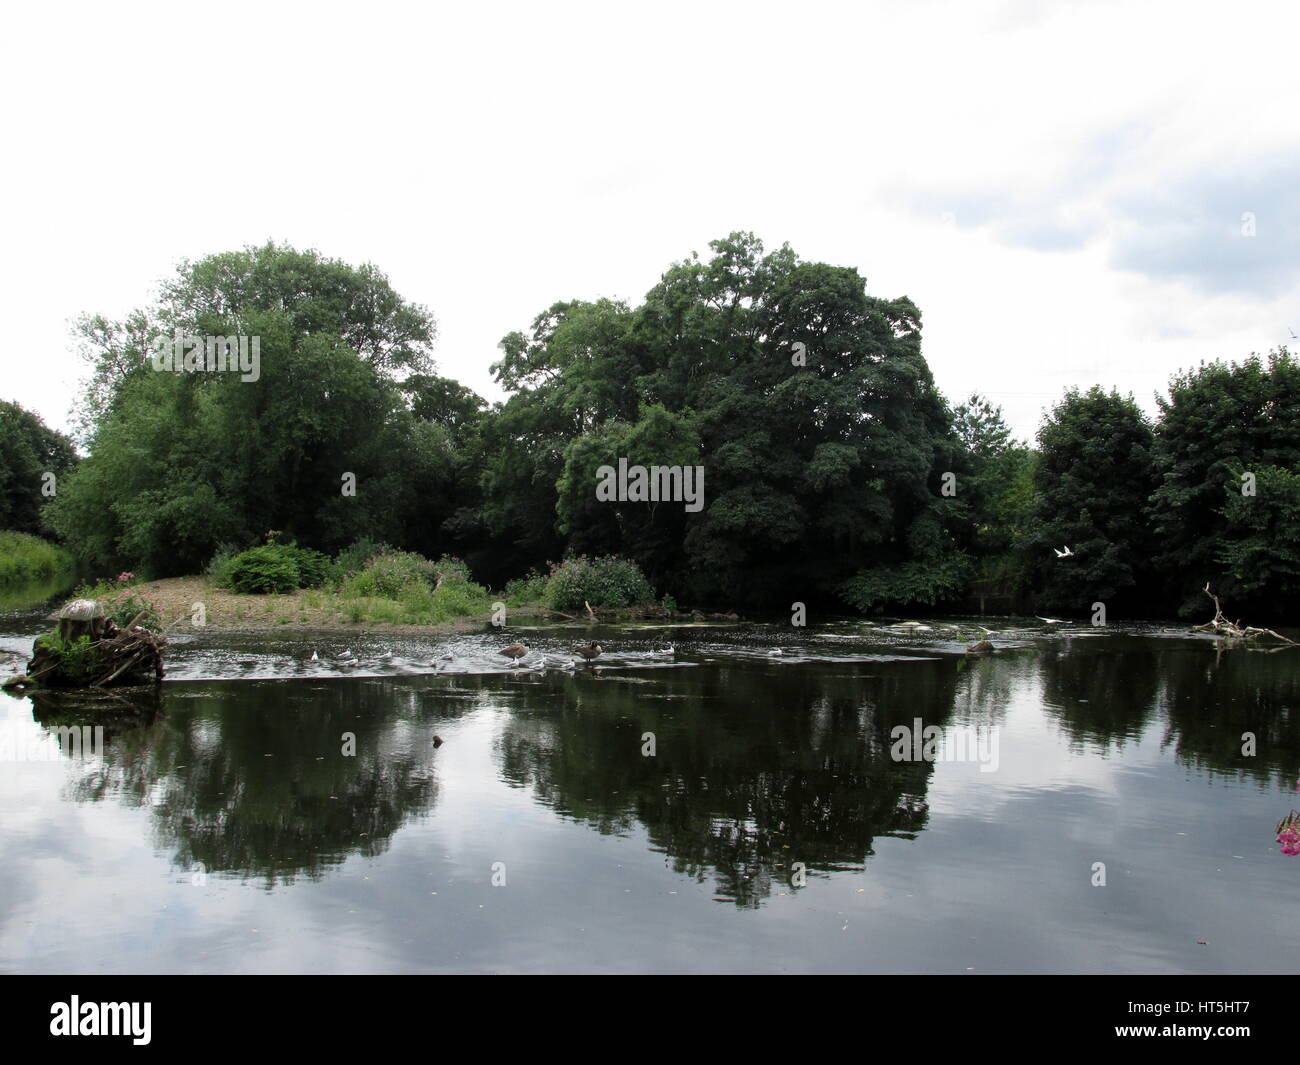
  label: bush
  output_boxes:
[217,542,334,594]
[205,542,242,587]
[0,531,73,586]
[226,544,302,594]
[35,632,101,687]
[334,537,391,579]
[103,587,163,632]
[431,555,472,586]
[340,550,436,600]
[289,546,332,589]
[505,568,546,605]
[544,555,656,611]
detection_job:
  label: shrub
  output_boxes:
[431,555,472,586]
[35,632,101,686]
[340,550,436,600]
[289,546,332,589]
[544,555,656,611]
[226,545,301,594]
[0,531,73,586]
[334,537,391,579]
[103,587,163,631]
[205,542,243,587]
[505,569,546,605]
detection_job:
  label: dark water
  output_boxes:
[2,606,1298,974]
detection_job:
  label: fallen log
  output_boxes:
[1191,583,1296,643]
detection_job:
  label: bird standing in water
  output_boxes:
[498,643,529,660]
[573,642,602,663]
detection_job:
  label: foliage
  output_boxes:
[1149,350,1300,616]
[1217,465,1300,602]
[102,586,164,631]
[340,550,437,600]
[1026,387,1156,614]
[544,555,656,611]
[0,531,73,586]
[225,545,303,595]
[504,569,546,605]
[0,401,77,535]
[46,242,443,575]
[334,537,390,579]
[841,551,974,612]
[35,632,101,687]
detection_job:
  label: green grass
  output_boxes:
[0,531,74,587]
[327,575,494,626]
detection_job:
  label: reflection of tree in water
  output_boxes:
[1153,643,1300,786]
[65,678,450,887]
[1038,636,1160,751]
[1037,636,1300,786]
[496,662,959,907]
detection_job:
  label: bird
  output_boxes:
[1290,327,1297,340]
[433,735,444,748]
[1036,616,1065,625]
[573,643,602,662]
[1054,546,1074,559]
[310,650,319,661]
[376,650,393,661]
[966,639,995,655]
[498,643,529,660]
[768,648,784,656]
[336,650,354,660]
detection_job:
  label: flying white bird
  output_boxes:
[1054,546,1074,559]
[1037,616,1065,625]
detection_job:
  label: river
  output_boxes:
[2,595,1297,973]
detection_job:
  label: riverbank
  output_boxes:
[0,531,73,587]
[75,575,686,635]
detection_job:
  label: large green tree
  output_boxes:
[0,401,77,534]
[1027,387,1156,614]
[47,243,485,575]
[1149,349,1300,616]
[486,233,960,609]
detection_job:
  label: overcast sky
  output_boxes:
[3,0,1297,443]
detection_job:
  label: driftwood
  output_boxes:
[25,613,167,689]
[1191,583,1295,644]
[89,625,167,687]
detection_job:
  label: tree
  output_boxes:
[1149,349,1300,615]
[1027,387,1156,614]
[0,401,77,534]
[48,244,442,574]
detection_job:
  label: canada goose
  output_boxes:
[498,643,529,660]
[573,643,602,661]
[966,639,995,655]
[1054,546,1074,559]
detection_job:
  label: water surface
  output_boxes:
[2,605,1297,974]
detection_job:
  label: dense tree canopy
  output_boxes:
[21,236,1300,621]
[0,401,77,535]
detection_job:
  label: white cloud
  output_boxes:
[2,0,1298,442]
